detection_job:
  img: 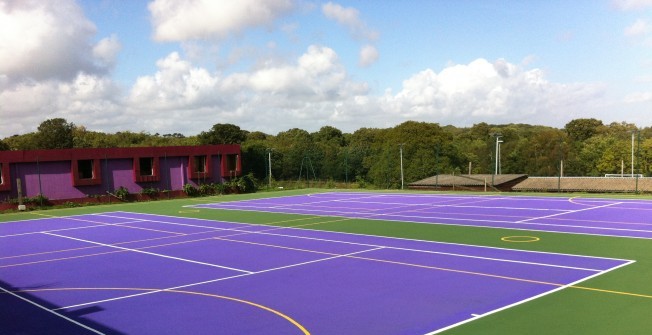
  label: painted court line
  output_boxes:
[54,246,384,311]
[103,211,626,272]
[43,232,254,274]
[516,202,622,223]
[0,285,106,335]
[193,193,652,239]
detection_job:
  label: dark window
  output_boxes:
[194,155,207,173]
[226,154,237,171]
[139,157,154,176]
[78,160,94,179]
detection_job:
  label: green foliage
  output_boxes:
[35,118,75,149]
[114,186,130,201]
[140,187,159,196]
[183,183,198,196]
[198,123,247,145]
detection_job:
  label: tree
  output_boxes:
[0,140,8,151]
[564,118,604,142]
[35,118,74,149]
[198,123,247,144]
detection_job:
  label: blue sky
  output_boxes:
[1,0,652,137]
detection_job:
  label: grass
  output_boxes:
[2,188,652,334]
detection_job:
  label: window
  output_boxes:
[194,155,207,173]
[72,159,101,186]
[0,163,8,191]
[134,156,160,182]
[139,157,154,176]
[188,155,210,179]
[78,160,94,179]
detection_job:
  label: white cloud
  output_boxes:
[381,58,607,127]
[0,73,124,136]
[613,0,652,10]
[0,0,111,81]
[625,19,651,36]
[92,34,122,68]
[149,0,295,42]
[321,2,378,40]
[624,91,652,103]
[359,44,379,67]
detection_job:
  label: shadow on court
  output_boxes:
[0,280,125,335]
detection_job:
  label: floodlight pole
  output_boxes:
[494,135,503,175]
[267,148,273,189]
[631,130,635,177]
[399,143,405,190]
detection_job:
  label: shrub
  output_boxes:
[183,183,198,196]
[140,187,159,196]
[115,186,130,201]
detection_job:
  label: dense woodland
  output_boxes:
[2,118,651,188]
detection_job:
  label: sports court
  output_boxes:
[0,195,634,334]
[193,192,652,239]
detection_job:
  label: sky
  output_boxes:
[1,0,652,137]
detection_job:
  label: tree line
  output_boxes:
[2,118,651,188]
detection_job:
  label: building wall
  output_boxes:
[0,145,241,202]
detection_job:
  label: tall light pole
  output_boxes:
[494,135,503,175]
[267,148,273,189]
[631,130,635,177]
[399,143,405,189]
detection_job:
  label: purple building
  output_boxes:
[0,145,241,202]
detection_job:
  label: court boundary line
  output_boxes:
[425,258,635,334]
[0,284,106,335]
[43,232,254,274]
[197,204,652,240]
[1,210,639,335]
[101,211,633,263]
[52,246,383,311]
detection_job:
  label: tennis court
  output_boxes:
[192,192,652,239]
[0,208,632,334]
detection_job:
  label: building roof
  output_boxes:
[512,177,652,193]
[409,174,527,187]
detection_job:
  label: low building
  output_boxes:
[0,145,241,202]
[408,174,528,192]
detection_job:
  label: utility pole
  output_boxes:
[399,143,405,190]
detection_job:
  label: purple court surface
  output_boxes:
[0,210,632,334]
[192,192,652,239]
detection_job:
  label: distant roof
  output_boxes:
[409,174,527,187]
[513,177,652,193]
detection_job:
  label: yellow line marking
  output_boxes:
[7,287,310,334]
[213,236,652,301]
[178,210,200,213]
[501,236,540,243]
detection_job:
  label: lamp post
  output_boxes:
[494,134,503,175]
[631,130,635,177]
[267,148,273,189]
[399,143,405,190]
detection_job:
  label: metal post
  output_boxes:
[632,131,635,177]
[399,143,404,190]
[268,150,272,189]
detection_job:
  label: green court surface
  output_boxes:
[2,189,652,334]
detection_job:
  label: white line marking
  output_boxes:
[0,284,106,334]
[424,259,636,335]
[516,202,622,223]
[42,232,253,274]
[55,247,383,311]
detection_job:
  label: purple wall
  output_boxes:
[1,155,225,201]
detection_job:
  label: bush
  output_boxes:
[140,187,159,196]
[183,183,198,196]
[115,186,130,201]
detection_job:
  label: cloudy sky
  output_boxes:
[1,0,652,137]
